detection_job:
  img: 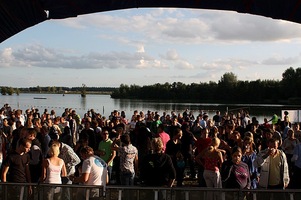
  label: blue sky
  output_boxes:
[1,8,301,88]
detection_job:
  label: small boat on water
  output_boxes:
[33,97,47,99]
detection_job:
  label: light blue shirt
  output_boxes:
[293,144,301,168]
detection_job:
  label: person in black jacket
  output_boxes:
[140,137,176,187]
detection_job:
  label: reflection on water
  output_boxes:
[0,93,299,123]
[80,96,87,110]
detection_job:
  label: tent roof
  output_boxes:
[1,0,301,43]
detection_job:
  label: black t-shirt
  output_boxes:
[3,151,30,183]
[140,153,176,186]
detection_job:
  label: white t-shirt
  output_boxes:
[82,155,107,186]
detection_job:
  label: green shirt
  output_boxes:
[98,139,114,167]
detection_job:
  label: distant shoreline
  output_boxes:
[19,91,112,95]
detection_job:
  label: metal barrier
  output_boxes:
[0,182,301,200]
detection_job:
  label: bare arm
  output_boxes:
[1,165,9,182]
[41,159,48,182]
[134,154,139,174]
[217,151,224,168]
[61,161,67,177]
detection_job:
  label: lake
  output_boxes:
[0,93,299,123]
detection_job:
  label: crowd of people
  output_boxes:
[0,103,300,200]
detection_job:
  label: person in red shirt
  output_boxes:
[195,128,212,186]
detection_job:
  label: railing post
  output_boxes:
[118,189,122,200]
[154,190,158,200]
[252,192,257,200]
[221,191,225,200]
[85,188,90,200]
[185,191,189,200]
[290,193,294,200]
[19,186,25,200]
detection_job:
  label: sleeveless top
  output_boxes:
[204,157,220,172]
[44,158,64,184]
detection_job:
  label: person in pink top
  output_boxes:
[157,124,170,153]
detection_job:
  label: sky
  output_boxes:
[1,8,301,88]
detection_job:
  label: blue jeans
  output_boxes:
[120,171,135,186]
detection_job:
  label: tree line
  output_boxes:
[110,67,301,104]
[0,86,116,95]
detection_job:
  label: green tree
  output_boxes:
[218,72,238,101]
[37,85,42,93]
[219,72,238,87]
[1,87,7,95]
[281,67,296,98]
[7,87,14,95]
[51,86,57,93]
[15,88,20,95]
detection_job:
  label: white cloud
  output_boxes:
[261,55,301,65]
[0,44,169,70]
[136,45,145,53]
[161,49,180,60]
[58,9,301,45]
[174,60,194,69]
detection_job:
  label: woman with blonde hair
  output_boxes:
[196,137,223,200]
[41,142,67,200]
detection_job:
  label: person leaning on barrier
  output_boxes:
[1,138,33,198]
[140,137,176,187]
[221,146,251,190]
[70,146,108,200]
[254,137,289,189]
[41,142,67,200]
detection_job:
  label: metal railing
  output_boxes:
[0,182,301,200]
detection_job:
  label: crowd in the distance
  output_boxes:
[0,103,300,200]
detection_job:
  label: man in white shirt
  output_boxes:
[71,146,108,199]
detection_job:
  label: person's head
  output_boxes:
[173,127,183,139]
[121,134,131,146]
[293,123,300,131]
[101,128,109,141]
[151,137,164,153]
[231,131,241,141]
[48,143,60,157]
[244,131,253,140]
[85,121,91,129]
[201,128,209,138]
[26,128,37,141]
[243,136,254,152]
[231,146,242,164]
[80,146,94,160]
[265,129,274,139]
[288,129,295,138]
[17,138,32,154]
[208,137,220,151]
[3,118,8,126]
[116,126,124,135]
[268,137,280,150]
